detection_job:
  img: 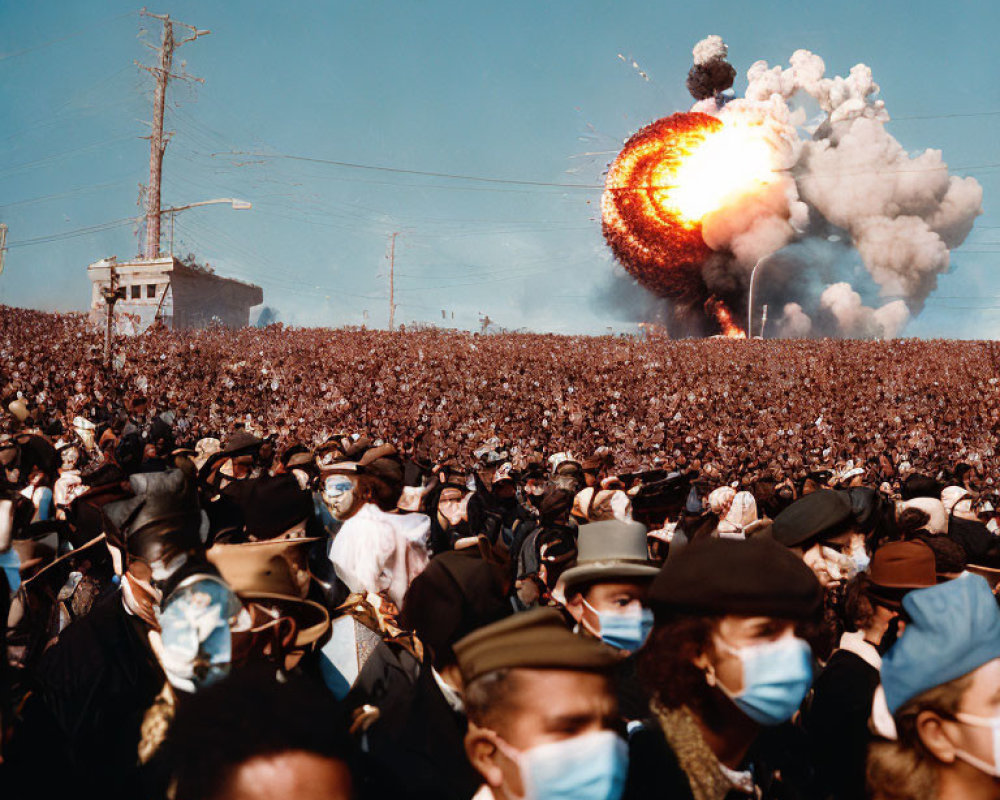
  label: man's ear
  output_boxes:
[465,724,505,788]
[564,591,585,623]
[915,710,959,764]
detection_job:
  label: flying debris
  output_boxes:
[600,35,983,338]
[618,52,650,82]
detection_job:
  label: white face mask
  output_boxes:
[954,712,1000,778]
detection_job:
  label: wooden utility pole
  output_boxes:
[101,263,126,367]
[0,223,7,275]
[137,11,208,260]
[387,232,398,330]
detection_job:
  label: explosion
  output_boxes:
[602,111,780,314]
[600,35,983,339]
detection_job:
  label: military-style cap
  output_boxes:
[454,607,620,684]
[649,537,822,621]
[771,489,853,548]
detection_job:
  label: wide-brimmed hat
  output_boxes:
[559,520,658,592]
[867,540,938,609]
[207,537,329,652]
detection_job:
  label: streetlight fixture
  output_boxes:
[159,197,252,257]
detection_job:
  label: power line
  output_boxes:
[213,150,601,189]
[0,10,135,63]
[893,110,1000,121]
[6,217,136,249]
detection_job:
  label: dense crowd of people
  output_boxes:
[0,303,999,800]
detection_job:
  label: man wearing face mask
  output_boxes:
[772,488,866,659]
[626,537,823,800]
[868,575,1000,800]
[803,540,938,800]
[456,607,628,800]
[7,469,220,798]
[559,520,659,721]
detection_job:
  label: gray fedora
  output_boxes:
[560,520,659,592]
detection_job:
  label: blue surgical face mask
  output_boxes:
[583,599,653,652]
[495,729,628,800]
[713,634,814,725]
[156,575,241,694]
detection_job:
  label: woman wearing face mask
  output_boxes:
[626,537,824,800]
[868,575,1000,800]
[803,541,938,800]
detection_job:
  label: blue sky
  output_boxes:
[1,1,997,336]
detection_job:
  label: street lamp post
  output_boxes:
[159,197,252,257]
[747,255,773,340]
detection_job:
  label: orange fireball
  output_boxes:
[601,111,777,313]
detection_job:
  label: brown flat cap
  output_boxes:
[454,607,620,684]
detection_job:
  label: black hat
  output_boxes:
[103,469,203,562]
[901,473,943,501]
[845,486,884,534]
[649,537,822,621]
[771,489,853,548]
[220,431,263,459]
[399,549,511,669]
[222,473,314,540]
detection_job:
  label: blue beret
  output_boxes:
[881,575,1000,715]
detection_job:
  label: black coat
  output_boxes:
[5,590,163,799]
[624,716,823,800]
[802,648,881,800]
[346,642,479,800]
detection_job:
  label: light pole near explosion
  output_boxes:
[747,254,774,340]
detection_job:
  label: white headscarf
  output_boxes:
[899,497,948,535]
[941,485,975,519]
[716,491,757,539]
[708,486,736,516]
[329,503,430,609]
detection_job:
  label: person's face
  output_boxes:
[218,751,353,800]
[323,475,357,520]
[917,658,1000,788]
[436,487,468,530]
[698,616,798,696]
[566,580,648,628]
[798,534,854,588]
[466,668,617,798]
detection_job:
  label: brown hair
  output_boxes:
[354,473,401,511]
[638,614,719,714]
[866,672,973,800]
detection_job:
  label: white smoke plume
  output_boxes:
[693,35,728,66]
[683,36,983,337]
[818,282,910,339]
[776,302,812,338]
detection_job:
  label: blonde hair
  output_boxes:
[866,673,973,800]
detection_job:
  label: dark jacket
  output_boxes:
[802,646,881,800]
[625,716,822,800]
[6,589,163,799]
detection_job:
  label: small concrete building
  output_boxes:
[88,256,263,331]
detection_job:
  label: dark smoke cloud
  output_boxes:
[687,35,736,100]
[687,61,736,101]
